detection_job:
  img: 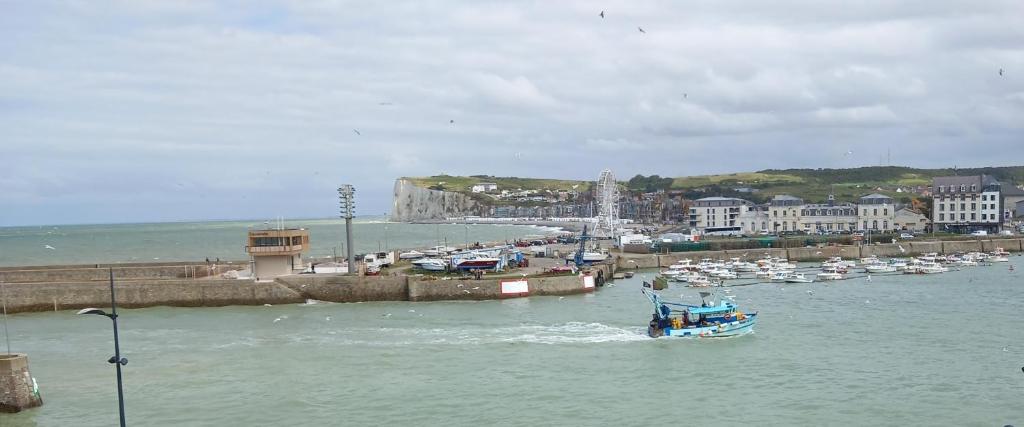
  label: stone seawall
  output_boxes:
[276,275,410,302]
[5,266,613,314]
[3,279,304,313]
[0,263,247,283]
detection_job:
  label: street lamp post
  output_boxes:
[77,268,127,427]
[338,185,356,274]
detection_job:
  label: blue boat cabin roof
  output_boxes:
[686,302,736,315]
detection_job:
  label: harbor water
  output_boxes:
[0,218,561,267]
[4,258,1023,426]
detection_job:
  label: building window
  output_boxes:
[960,184,966,192]
[872,220,878,229]
[939,213,945,221]
[960,213,965,221]
[883,220,888,229]
[961,203,966,210]
[938,186,945,193]
[873,208,878,216]
[971,203,976,210]
[940,204,945,211]
[981,195,986,201]
[883,208,888,215]
[863,221,868,229]
[971,213,976,220]
[981,214,986,220]
[971,184,976,192]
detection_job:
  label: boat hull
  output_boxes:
[651,315,757,338]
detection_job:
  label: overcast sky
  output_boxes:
[2,1,1022,226]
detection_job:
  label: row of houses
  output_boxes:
[689,193,929,235]
[689,174,1024,236]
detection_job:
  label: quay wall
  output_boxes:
[0,263,247,284]
[276,275,409,302]
[5,264,614,314]
[407,273,597,302]
[982,239,1023,252]
[907,241,943,255]
[3,279,304,314]
[941,240,983,253]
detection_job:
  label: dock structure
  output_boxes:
[245,228,310,280]
[0,353,43,413]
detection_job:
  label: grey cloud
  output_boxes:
[1,1,1022,225]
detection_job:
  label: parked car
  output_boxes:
[998,230,1014,236]
[852,232,865,238]
[899,233,915,239]
[970,230,988,236]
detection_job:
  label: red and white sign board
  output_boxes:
[582,274,595,290]
[500,279,530,297]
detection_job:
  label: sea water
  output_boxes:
[0,218,560,267]
[4,258,1023,426]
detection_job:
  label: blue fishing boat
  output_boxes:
[642,289,757,338]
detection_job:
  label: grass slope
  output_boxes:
[405,166,1024,205]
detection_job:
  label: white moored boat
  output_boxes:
[399,250,426,260]
[785,273,813,283]
[411,258,448,271]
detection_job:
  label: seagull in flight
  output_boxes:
[999,68,1004,76]
[44,244,56,250]
[844,150,854,156]
[638,27,646,34]
[450,119,454,124]
[599,10,604,18]
[353,129,361,136]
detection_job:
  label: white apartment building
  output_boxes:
[932,175,1002,234]
[858,194,896,231]
[688,197,756,235]
[799,195,858,232]
[769,195,804,233]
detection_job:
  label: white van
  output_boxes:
[970,230,988,236]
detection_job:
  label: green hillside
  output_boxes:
[406,175,593,193]
[406,166,1024,205]
[670,166,1024,204]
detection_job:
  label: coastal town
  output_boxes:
[408,169,1024,239]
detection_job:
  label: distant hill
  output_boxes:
[404,165,1024,205]
[668,166,1024,204]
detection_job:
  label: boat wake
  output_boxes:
[496,322,649,344]
[278,322,649,347]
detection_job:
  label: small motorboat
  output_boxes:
[624,271,635,278]
[643,289,757,338]
[411,258,448,271]
[817,266,844,281]
[399,250,426,260]
[784,273,813,283]
[453,255,500,270]
[865,264,897,274]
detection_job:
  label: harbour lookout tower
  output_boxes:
[245,228,310,280]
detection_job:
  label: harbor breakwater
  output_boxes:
[1,263,613,314]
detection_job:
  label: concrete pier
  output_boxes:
[0,353,43,413]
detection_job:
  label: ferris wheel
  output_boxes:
[594,169,620,238]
